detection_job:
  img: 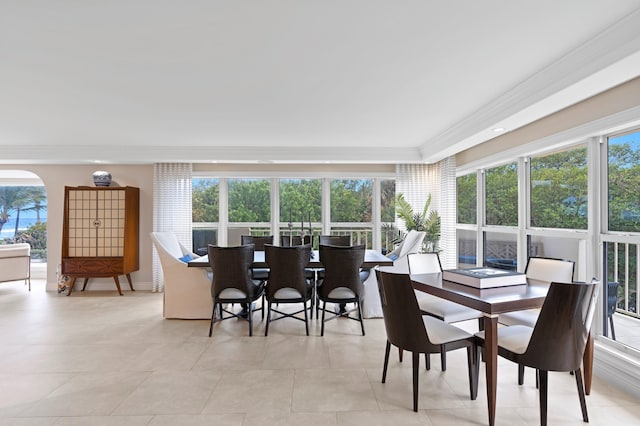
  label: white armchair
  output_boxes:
[150,232,213,319]
[0,243,31,291]
[361,230,426,318]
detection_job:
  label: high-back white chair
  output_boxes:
[406,253,483,370]
[150,232,213,319]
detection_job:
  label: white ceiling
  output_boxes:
[2,1,640,165]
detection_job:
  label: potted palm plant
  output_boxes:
[394,193,441,252]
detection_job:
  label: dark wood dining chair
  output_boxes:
[375,269,478,412]
[280,235,314,247]
[208,244,264,337]
[607,281,620,340]
[264,244,313,336]
[240,235,273,284]
[318,235,351,246]
[317,244,367,336]
[475,280,599,425]
[497,256,575,385]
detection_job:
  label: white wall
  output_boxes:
[0,165,154,292]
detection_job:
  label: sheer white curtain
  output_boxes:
[152,163,193,292]
[395,157,457,268]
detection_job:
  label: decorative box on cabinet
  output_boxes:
[62,186,140,295]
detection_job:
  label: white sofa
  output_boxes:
[361,230,426,318]
[0,243,31,291]
[151,232,213,319]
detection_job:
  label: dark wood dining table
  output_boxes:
[187,249,394,269]
[410,272,594,426]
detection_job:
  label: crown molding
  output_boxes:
[421,8,640,164]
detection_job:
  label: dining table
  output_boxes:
[187,249,394,269]
[410,272,594,426]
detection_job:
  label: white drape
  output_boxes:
[395,157,457,268]
[152,163,193,292]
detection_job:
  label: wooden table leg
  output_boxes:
[66,277,77,296]
[125,273,135,291]
[113,275,123,296]
[484,315,498,426]
[583,331,594,395]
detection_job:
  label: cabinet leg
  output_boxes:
[113,276,123,296]
[81,278,89,291]
[125,273,135,291]
[66,277,77,296]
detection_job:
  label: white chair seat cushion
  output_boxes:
[423,315,473,345]
[416,292,483,323]
[328,287,357,299]
[274,287,303,299]
[498,309,540,327]
[218,288,248,299]
[475,325,533,355]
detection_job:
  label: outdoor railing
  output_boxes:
[605,240,639,318]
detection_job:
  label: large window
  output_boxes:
[193,178,219,223]
[0,185,47,260]
[457,173,476,224]
[485,163,518,226]
[330,179,372,222]
[279,179,321,224]
[228,178,270,222]
[530,146,587,229]
[608,131,640,232]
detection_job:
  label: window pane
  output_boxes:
[457,229,476,267]
[330,179,372,222]
[380,179,396,222]
[279,179,321,224]
[485,163,518,226]
[228,178,270,222]
[192,178,219,223]
[457,173,477,224]
[530,146,587,229]
[484,231,517,270]
[608,131,640,232]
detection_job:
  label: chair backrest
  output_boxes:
[388,230,426,260]
[522,280,599,372]
[150,232,188,260]
[524,256,574,283]
[375,270,437,353]
[319,235,352,246]
[407,252,442,274]
[264,244,312,299]
[208,244,256,298]
[318,244,366,299]
[241,235,274,251]
[280,235,314,247]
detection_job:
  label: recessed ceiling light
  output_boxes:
[492,127,505,133]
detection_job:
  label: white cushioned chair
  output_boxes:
[361,230,426,318]
[0,243,31,291]
[151,232,213,319]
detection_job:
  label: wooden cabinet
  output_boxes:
[62,186,140,295]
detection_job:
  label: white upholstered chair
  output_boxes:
[150,232,213,319]
[361,230,426,318]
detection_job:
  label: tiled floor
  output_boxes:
[1,279,639,425]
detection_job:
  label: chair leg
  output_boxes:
[574,368,589,422]
[609,316,616,340]
[412,351,420,412]
[261,294,265,320]
[357,300,365,336]
[208,302,217,337]
[382,340,391,383]
[518,364,525,385]
[399,348,403,362]
[440,344,447,371]
[466,345,478,400]
[321,301,327,336]
[303,300,309,336]
[539,370,548,426]
[248,302,253,336]
[265,302,272,336]
[425,353,430,370]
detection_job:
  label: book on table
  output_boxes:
[442,267,527,289]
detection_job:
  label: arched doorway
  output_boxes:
[0,170,47,288]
